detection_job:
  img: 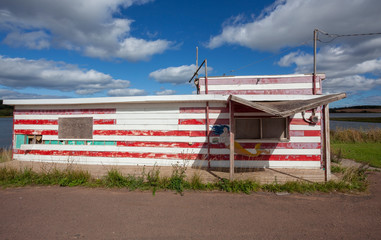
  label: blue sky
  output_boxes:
[0,0,380,107]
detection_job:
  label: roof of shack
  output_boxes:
[3,94,335,106]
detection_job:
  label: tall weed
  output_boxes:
[331,128,381,143]
[0,148,12,163]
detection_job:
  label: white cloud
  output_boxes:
[107,88,147,96]
[208,0,381,96]
[323,76,381,93]
[3,31,50,49]
[0,55,135,95]
[207,0,381,51]
[277,43,381,93]
[149,64,212,84]
[0,0,173,61]
[155,89,176,95]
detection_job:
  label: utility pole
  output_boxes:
[313,29,318,95]
[196,47,198,79]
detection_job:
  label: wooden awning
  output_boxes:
[229,93,346,117]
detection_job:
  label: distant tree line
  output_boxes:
[0,100,13,116]
[330,105,381,113]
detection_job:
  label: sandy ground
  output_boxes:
[0,171,380,240]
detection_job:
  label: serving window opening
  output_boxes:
[235,117,288,141]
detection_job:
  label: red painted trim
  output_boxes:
[11,109,15,155]
[14,109,116,115]
[15,149,320,161]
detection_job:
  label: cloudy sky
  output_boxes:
[0,0,380,107]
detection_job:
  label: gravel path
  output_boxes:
[0,172,380,239]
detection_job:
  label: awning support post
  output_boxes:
[229,99,235,180]
[323,104,331,181]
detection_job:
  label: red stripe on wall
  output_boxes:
[93,119,116,125]
[179,107,229,113]
[235,142,321,149]
[200,89,314,95]
[14,109,116,115]
[14,119,58,125]
[16,149,207,160]
[93,130,208,137]
[15,149,320,161]
[117,141,209,148]
[289,130,321,137]
[14,129,58,135]
[116,141,321,149]
[199,76,318,85]
[289,118,321,125]
[14,119,116,125]
[178,119,229,125]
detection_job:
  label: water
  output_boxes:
[330,113,381,118]
[0,118,13,149]
[330,113,381,130]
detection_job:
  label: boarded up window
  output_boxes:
[262,118,286,139]
[58,117,93,139]
[235,117,288,140]
[236,119,260,139]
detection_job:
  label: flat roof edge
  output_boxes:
[3,94,338,106]
[199,73,326,80]
[3,94,229,106]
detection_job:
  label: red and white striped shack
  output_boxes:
[4,73,345,179]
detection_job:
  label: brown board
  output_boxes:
[58,117,93,139]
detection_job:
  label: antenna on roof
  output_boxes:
[189,60,206,83]
[189,47,207,94]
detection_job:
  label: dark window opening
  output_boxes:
[27,135,43,144]
[235,117,288,140]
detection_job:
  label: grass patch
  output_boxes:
[331,143,381,168]
[330,117,381,123]
[0,167,92,187]
[0,163,369,195]
[330,128,381,168]
[331,165,346,173]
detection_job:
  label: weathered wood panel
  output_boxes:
[198,74,323,95]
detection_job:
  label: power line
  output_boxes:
[224,29,381,75]
[317,29,381,43]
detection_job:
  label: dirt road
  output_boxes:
[1,172,380,240]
